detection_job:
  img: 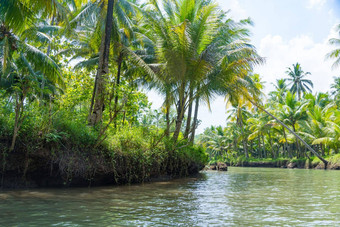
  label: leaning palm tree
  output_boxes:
[241,88,329,167]
[326,24,340,69]
[285,63,313,100]
[220,71,329,166]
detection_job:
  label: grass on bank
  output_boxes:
[0,111,208,187]
[208,154,340,169]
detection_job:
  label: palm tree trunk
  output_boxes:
[173,82,187,142]
[184,88,193,139]
[258,134,262,158]
[189,94,200,144]
[165,91,170,138]
[320,144,325,156]
[89,0,115,126]
[251,101,328,168]
[261,134,266,158]
[292,124,302,158]
[88,75,98,123]
[173,100,185,142]
[10,92,26,151]
[114,53,123,128]
[239,113,248,158]
[268,132,275,158]
[282,127,291,158]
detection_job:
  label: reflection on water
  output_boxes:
[1,168,340,226]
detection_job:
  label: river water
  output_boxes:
[1,167,340,226]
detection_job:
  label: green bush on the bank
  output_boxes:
[328,154,340,164]
[0,111,208,187]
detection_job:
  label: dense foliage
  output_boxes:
[0,0,266,186]
[1,1,339,185]
[198,68,340,167]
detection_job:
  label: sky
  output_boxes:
[147,0,340,134]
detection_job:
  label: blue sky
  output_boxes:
[147,0,340,133]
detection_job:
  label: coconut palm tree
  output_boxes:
[330,77,340,104]
[88,0,115,125]
[227,103,251,158]
[200,126,229,160]
[247,113,269,158]
[142,0,263,143]
[269,78,288,103]
[285,63,313,100]
[326,24,340,69]
[0,25,63,151]
[299,103,336,156]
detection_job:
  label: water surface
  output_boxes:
[1,167,340,226]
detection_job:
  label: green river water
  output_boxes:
[1,167,340,226]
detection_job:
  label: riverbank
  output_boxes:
[0,120,208,189]
[220,155,340,170]
[1,144,207,189]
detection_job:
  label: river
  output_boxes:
[1,167,340,226]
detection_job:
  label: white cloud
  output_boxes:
[218,0,248,21]
[255,26,338,94]
[307,0,326,9]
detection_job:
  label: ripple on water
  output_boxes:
[1,168,340,226]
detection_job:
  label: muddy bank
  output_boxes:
[0,146,206,189]
[208,159,340,170]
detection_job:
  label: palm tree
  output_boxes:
[285,63,313,100]
[299,103,336,156]
[67,0,153,129]
[89,0,115,125]
[0,25,63,151]
[326,24,340,69]
[143,0,263,143]
[233,76,329,166]
[247,113,268,158]
[200,126,229,160]
[269,78,287,103]
[330,77,340,102]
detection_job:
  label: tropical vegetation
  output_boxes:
[0,0,265,187]
[1,0,340,188]
[198,70,340,168]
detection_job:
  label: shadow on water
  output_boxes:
[1,168,340,226]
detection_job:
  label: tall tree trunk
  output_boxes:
[172,82,186,142]
[320,144,325,156]
[89,0,115,126]
[189,94,200,144]
[173,101,185,142]
[114,53,123,128]
[292,124,302,158]
[251,101,328,168]
[88,75,98,123]
[282,127,291,158]
[258,134,263,158]
[268,132,275,158]
[165,91,170,138]
[10,92,26,151]
[239,111,248,158]
[48,96,52,126]
[184,87,193,139]
[261,133,266,158]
